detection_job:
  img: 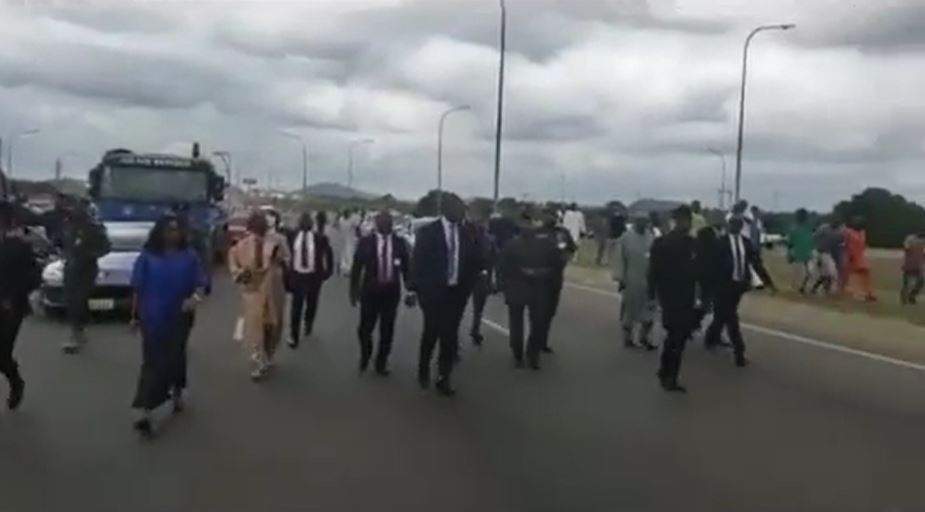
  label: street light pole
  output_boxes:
[279,132,309,196]
[734,23,795,203]
[492,0,507,209]
[7,128,40,177]
[346,138,374,192]
[437,105,471,214]
[707,147,729,210]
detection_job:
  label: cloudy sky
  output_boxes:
[1,0,923,210]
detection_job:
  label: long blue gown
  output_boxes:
[130,248,207,410]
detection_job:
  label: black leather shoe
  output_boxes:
[735,356,749,367]
[513,357,525,369]
[660,378,687,393]
[624,341,639,349]
[359,358,370,373]
[375,367,391,377]
[640,340,658,352]
[7,378,24,410]
[418,370,431,389]
[133,418,154,438]
[435,378,456,397]
[541,346,554,354]
[471,332,484,346]
[528,359,541,371]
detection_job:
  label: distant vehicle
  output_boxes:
[87,144,228,266]
[41,221,152,315]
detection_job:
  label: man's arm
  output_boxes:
[321,236,335,280]
[349,238,366,305]
[748,245,776,290]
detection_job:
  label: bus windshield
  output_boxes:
[100,166,208,203]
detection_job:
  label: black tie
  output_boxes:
[301,232,309,270]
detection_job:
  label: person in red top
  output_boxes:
[842,216,876,302]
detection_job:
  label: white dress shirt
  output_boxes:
[729,234,747,282]
[293,230,316,274]
[376,233,393,284]
[441,217,460,286]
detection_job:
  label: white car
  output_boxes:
[41,221,152,315]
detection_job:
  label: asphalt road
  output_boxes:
[1,271,923,512]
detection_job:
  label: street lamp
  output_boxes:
[212,151,233,185]
[734,23,795,203]
[56,150,84,181]
[6,128,40,177]
[493,0,507,208]
[707,147,731,210]
[279,131,309,196]
[437,105,471,213]
[347,138,374,192]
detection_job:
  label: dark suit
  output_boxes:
[498,229,560,365]
[0,235,40,395]
[287,230,334,344]
[411,219,482,384]
[350,233,410,371]
[705,234,774,359]
[467,223,495,341]
[648,229,699,384]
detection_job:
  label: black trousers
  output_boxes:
[419,287,468,380]
[0,306,25,389]
[469,277,490,336]
[358,287,400,370]
[132,313,191,411]
[290,274,323,342]
[508,299,550,363]
[658,326,690,382]
[64,268,95,334]
[705,284,747,356]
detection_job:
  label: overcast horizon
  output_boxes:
[1,0,923,211]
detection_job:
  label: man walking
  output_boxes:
[538,209,577,353]
[467,216,495,346]
[349,211,412,375]
[704,216,776,367]
[613,215,657,350]
[648,206,699,393]
[900,232,925,305]
[0,202,41,410]
[787,208,815,294]
[287,212,334,348]
[498,211,561,370]
[412,193,481,396]
[61,202,110,354]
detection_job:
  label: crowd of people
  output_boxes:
[0,189,910,437]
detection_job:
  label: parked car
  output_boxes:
[40,221,152,316]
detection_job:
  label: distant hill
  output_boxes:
[627,198,685,216]
[10,178,87,198]
[305,182,375,200]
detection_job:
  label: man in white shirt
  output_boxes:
[288,212,334,348]
[561,203,586,249]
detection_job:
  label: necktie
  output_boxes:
[300,232,309,270]
[448,223,457,285]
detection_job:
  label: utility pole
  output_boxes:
[493,0,507,208]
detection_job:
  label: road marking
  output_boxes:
[564,282,925,373]
[480,317,510,336]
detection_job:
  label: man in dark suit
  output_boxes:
[498,211,561,370]
[704,215,776,366]
[648,206,699,393]
[538,208,577,354]
[467,217,495,346]
[411,193,482,396]
[288,212,334,348]
[350,211,411,375]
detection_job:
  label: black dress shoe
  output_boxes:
[735,356,750,367]
[640,340,658,352]
[660,378,687,393]
[471,332,484,346]
[133,418,154,438]
[418,370,431,389]
[528,360,541,371]
[541,346,554,354]
[513,357,525,369]
[359,358,370,373]
[375,367,391,377]
[435,378,456,397]
[7,378,24,410]
[624,341,639,349]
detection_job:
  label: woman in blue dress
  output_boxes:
[130,214,207,437]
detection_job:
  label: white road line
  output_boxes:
[480,317,510,336]
[564,282,925,373]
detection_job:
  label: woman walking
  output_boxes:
[130,215,207,437]
[229,211,291,380]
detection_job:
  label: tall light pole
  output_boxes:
[279,132,309,196]
[734,23,795,203]
[346,138,374,192]
[707,147,730,210]
[7,128,40,177]
[437,105,471,214]
[493,0,507,208]
[56,150,84,181]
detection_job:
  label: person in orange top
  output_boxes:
[842,216,876,302]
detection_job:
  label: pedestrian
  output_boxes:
[648,211,663,238]
[787,208,815,294]
[810,220,842,294]
[287,212,334,348]
[228,211,291,380]
[748,205,765,252]
[411,193,482,397]
[900,232,925,305]
[607,209,627,265]
[613,215,657,350]
[538,208,577,353]
[593,213,610,266]
[61,201,111,354]
[842,216,876,302]
[129,215,207,437]
[694,224,721,333]
[691,201,708,235]
[349,211,412,375]
[704,216,776,367]
[467,216,496,346]
[561,203,586,258]
[648,206,699,392]
[0,201,41,410]
[339,209,361,276]
[498,210,561,370]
